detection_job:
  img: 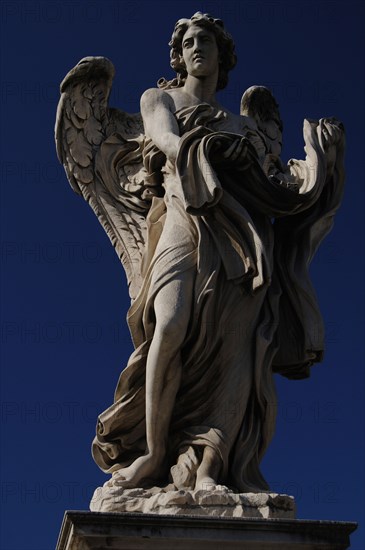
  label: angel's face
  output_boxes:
[181,25,219,78]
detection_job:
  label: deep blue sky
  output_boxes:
[0,1,364,548]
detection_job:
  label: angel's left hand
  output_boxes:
[221,137,250,162]
[318,118,344,177]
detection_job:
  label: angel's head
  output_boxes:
[158,12,237,91]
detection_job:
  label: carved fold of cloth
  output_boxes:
[92,105,345,492]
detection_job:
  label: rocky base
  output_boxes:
[90,485,296,518]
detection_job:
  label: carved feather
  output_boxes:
[55,57,150,301]
[240,85,283,157]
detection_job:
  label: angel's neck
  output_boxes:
[182,74,218,105]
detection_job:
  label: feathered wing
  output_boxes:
[55,56,153,300]
[241,85,283,156]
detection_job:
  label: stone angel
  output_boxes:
[55,12,345,504]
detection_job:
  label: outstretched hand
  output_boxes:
[319,117,344,147]
[318,117,345,177]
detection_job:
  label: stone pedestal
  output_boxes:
[56,511,357,549]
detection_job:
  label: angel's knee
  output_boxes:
[153,276,193,349]
[154,314,188,349]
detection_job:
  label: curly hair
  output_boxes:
[158,12,237,91]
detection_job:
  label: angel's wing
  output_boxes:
[240,85,283,158]
[55,57,154,301]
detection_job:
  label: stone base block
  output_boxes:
[56,511,357,549]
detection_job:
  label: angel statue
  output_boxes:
[55,12,344,502]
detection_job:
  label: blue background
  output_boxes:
[0,0,364,548]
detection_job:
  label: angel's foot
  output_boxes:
[195,446,222,491]
[111,452,164,488]
[195,475,219,491]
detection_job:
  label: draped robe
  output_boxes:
[92,104,345,491]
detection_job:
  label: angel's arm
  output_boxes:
[140,88,180,162]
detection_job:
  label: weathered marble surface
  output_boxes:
[90,485,295,518]
[55,12,345,496]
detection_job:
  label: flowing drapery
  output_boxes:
[92,104,345,491]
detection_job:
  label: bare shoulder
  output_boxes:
[140,87,175,111]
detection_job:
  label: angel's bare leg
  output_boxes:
[113,269,194,487]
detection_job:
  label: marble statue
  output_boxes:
[55,12,345,510]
